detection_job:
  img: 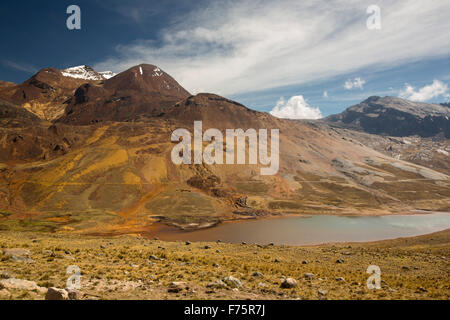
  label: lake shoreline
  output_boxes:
[143,211,450,246]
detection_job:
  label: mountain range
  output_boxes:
[0,64,448,234]
[326,96,450,138]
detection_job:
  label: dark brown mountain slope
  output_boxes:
[58,64,191,124]
[0,68,103,121]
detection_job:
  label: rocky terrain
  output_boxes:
[0,229,448,300]
[0,65,448,234]
[326,96,450,138]
[309,121,450,175]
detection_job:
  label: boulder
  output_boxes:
[280,278,297,289]
[222,276,242,288]
[45,287,69,300]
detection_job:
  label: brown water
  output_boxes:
[148,212,450,245]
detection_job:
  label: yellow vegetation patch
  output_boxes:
[22,102,63,120]
[123,171,141,185]
[86,126,110,145]
[72,149,128,180]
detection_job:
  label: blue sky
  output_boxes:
[1,0,449,118]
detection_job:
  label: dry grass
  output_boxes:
[0,229,448,300]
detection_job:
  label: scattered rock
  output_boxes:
[336,259,345,264]
[274,258,280,263]
[222,276,242,288]
[66,288,82,300]
[302,260,308,265]
[212,263,219,267]
[149,255,159,261]
[258,282,268,288]
[3,248,32,262]
[304,273,315,280]
[46,287,69,300]
[0,270,11,279]
[402,266,410,271]
[318,289,328,296]
[185,241,191,246]
[280,278,297,289]
[43,250,55,257]
[252,272,264,278]
[335,277,346,282]
[206,280,226,289]
[168,281,188,293]
[204,245,211,249]
[0,278,46,294]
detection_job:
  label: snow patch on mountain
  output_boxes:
[99,71,117,79]
[153,67,163,77]
[61,65,116,80]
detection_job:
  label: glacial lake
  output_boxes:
[152,212,450,245]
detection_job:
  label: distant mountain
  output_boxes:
[58,64,191,124]
[326,96,450,138]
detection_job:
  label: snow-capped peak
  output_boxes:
[61,65,117,80]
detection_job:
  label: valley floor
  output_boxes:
[0,229,449,300]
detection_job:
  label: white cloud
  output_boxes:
[399,80,448,102]
[2,60,37,73]
[94,0,450,96]
[323,90,328,98]
[344,77,366,90]
[270,96,323,120]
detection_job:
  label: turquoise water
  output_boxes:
[156,212,450,245]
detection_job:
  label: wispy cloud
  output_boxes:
[2,60,37,73]
[399,80,448,102]
[94,0,450,96]
[344,77,366,90]
[270,96,323,119]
